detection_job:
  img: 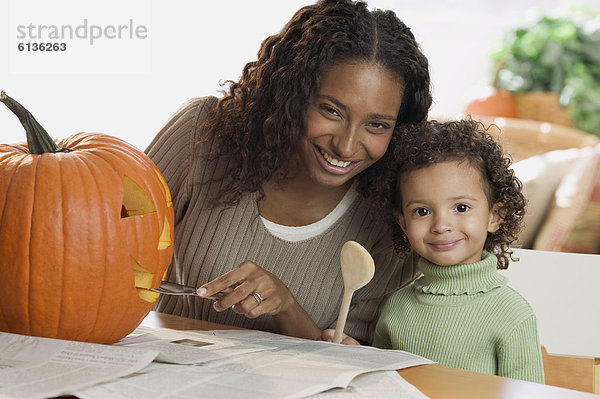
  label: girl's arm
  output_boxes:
[371,304,394,349]
[497,315,545,383]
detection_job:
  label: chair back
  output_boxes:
[503,248,600,393]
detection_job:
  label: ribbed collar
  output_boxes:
[414,252,507,296]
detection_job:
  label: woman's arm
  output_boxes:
[145,97,218,226]
[198,260,323,340]
[272,300,323,341]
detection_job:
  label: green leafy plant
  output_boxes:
[492,11,600,136]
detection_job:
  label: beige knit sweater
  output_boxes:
[145,97,418,343]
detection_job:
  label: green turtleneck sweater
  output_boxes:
[373,252,544,383]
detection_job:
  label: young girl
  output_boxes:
[369,119,544,383]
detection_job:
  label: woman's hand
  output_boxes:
[320,329,361,345]
[197,260,294,318]
[197,260,322,340]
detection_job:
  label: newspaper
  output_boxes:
[0,328,432,399]
[0,332,159,399]
[76,367,429,399]
[307,370,429,398]
[75,328,433,399]
[114,328,276,364]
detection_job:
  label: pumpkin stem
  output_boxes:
[1,90,72,154]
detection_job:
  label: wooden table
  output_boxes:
[142,311,598,398]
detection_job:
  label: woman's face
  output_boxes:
[300,61,404,188]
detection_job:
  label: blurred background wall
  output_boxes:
[2,0,599,149]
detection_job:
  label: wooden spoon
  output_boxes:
[332,241,375,344]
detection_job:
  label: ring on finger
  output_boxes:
[251,292,263,305]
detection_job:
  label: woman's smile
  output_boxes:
[312,144,359,175]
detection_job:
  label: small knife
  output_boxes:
[151,281,226,300]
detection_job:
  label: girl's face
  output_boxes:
[299,61,404,188]
[394,160,503,266]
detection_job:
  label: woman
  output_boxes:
[146,0,431,344]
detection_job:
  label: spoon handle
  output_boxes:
[333,289,354,344]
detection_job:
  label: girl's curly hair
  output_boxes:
[360,118,526,269]
[199,0,432,205]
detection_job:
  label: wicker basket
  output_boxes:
[473,116,599,162]
[514,92,572,127]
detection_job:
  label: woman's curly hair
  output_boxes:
[360,118,526,269]
[199,0,432,205]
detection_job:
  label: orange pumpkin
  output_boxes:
[463,87,518,118]
[0,91,173,344]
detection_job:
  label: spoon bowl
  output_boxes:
[333,241,375,344]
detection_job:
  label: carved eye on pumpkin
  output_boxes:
[121,175,156,217]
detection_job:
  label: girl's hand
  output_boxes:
[197,260,295,319]
[320,329,361,345]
